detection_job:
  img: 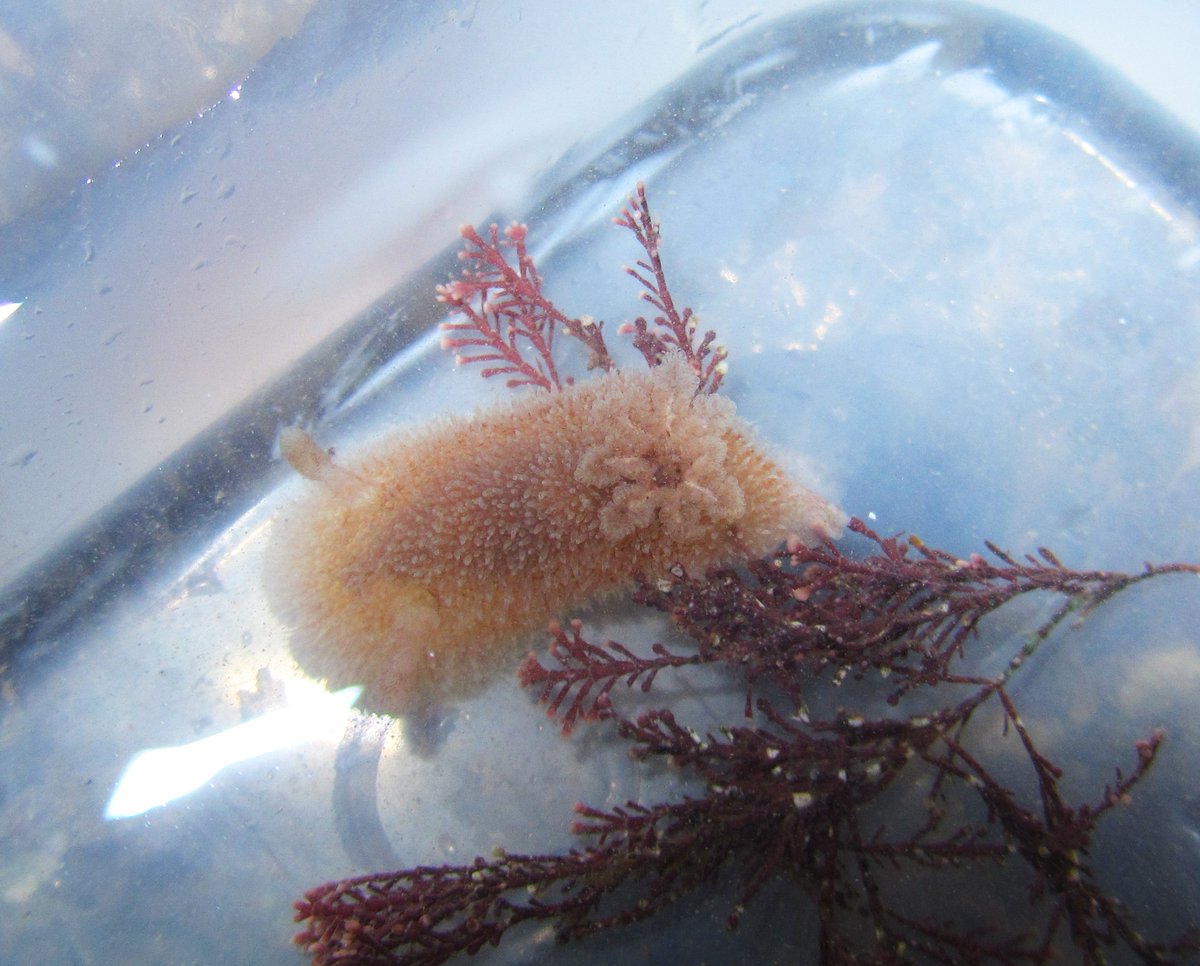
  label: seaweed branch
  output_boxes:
[518,619,704,734]
[296,521,1200,964]
[435,222,576,391]
[532,517,1200,722]
[436,185,723,393]
[614,183,727,393]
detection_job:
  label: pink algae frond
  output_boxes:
[436,219,611,391]
[439,183,727,396]
[614,183,728,394]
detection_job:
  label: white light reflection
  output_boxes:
[0,301,22,327]
[1062,130,1137,189]
[104,684,362,820]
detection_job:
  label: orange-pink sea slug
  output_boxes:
[265,355,844,715]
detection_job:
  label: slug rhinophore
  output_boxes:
[265,355,843,716]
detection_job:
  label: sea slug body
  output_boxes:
[265,356,843,715]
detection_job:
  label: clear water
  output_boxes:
[2,3,1199,962]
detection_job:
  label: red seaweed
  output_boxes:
[293,188,1200,964]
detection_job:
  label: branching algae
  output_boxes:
[279,187,1200,963]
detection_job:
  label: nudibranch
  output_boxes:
[265,355,843,715]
